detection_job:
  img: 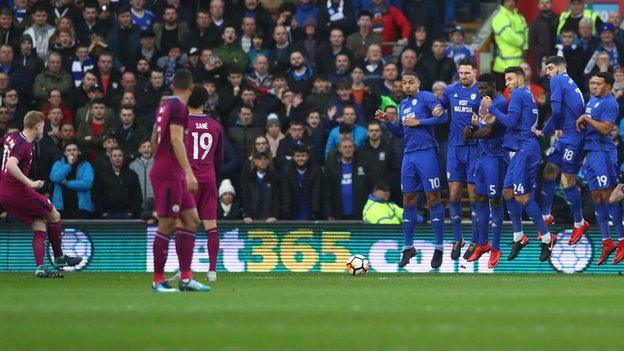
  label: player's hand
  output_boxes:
[481,96,492,109]
[186,173,198,194]
[533,129,544,138]
[576,115,587,131]
[483,113,496,125]
[471,113,479,126]
[30,180,44,189]
[402,117,420,127]
[266,217,276,223]
[554,129,563,140]
[463,125,477,143]
[243,217,253,224]
[374,109,389,122]
[432,105,444,117]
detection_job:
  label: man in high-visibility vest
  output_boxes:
[557,0,602,36]
[491,0,528,90]
[362,182,404,225]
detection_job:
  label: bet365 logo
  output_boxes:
[549,230,592,273]
[48,228,92,271]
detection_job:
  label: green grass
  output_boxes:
[0,273,623,351]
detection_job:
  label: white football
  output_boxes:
[346,254,369,276]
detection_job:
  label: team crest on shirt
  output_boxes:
[412,99,418,105]
[470,94,476,100]
[172,204,180,213]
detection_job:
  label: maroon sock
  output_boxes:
[176,227,196,281]
[153,231,170,283]
[207,228,219,272]
[46,221,64,258]
[32,231,46,266]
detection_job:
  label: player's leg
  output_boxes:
[177,205,209,291]
[513,153,554,261]
[418,148,446,269]
[540,142,564,224]
[447,146,466,254]
[488,196,504,268]
[398,153,420,268]
[468,157,491,262]
[30,218,63,278]
[561,173,589,244]
[203,219,219,281]
[150,176,180,292]
[540,162,560,225]
[44,208,82,268]
[503,154,527,260]
[466,145,481,256]
[586,152,618,265]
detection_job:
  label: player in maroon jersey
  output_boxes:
[185,84,223,281]
[0,111,82,278]
[149,70,209,292]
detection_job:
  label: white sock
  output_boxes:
[541,232,552,244]
[513,231,524,242]
[574,221,584,228]
[403,245,413,251]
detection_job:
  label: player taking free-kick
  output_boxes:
[0,111,82,278]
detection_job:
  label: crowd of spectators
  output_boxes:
[3,0,620,223]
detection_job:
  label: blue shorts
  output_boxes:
[447,144,479,183]
[474,154,509,198]
[547,140,585,175]
[503,150,540,196]
[401,149,445,193]
[585,150,619,191]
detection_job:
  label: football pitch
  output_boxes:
[0,273,622,351]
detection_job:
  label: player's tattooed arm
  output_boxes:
[5,157,43,189]
[150,125,158,156]
[576,114,613,135]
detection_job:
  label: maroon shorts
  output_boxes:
[194,181,217,220]
[0,188,53,225]
[150,175,196,218]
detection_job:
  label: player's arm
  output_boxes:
[375,109,403,137]
[541,82,563,135]
[578,116,613,135]
[170,124,198,192]
[150,124,158,156]
[483,95,520,128]
[5,157,41,188]
[469,123,494,139]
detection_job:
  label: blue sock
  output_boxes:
[505,197,523,233]
[563,185,584,224]
[608,203,624,239]
[540,179,556,217]
[470,202,479,243]
[402,205,416,248]
[491,202,504,251]
[476,202,489,246]
[595,203,611,239]
[522,199,550,235]
[449,201,463,241]
[430,202,445,247]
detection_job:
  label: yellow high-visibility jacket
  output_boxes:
[491,5,528,73]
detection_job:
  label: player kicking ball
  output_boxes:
[481,66,556,262]
[576,72,624,265]
[375,70,448,269]
[149,70,210,292]
[0,111,82,278]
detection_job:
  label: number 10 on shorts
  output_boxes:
[429,177,440,189]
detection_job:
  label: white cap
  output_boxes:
[218,179,236,197]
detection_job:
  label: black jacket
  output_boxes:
[420,55,456,91]
[323,155,370,220]
[241,169,280,219]
[93,165,142,217]
[217,200,241,220]
[280,163,323,220]
[274,135,311,171]
[358,139,397,187]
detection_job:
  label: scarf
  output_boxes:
[327,0,344,21]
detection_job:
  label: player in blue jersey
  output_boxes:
[375,70,448,269]
[462,73,508,268]
[482,66,556,262]
[576,72,624,265]
[535,56,589,245]
[438,58,482,261]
